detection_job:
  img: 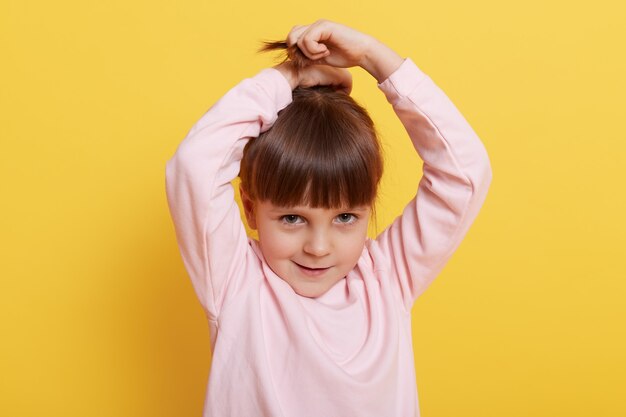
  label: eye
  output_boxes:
[335,213,357,224]
[280,214,303,225]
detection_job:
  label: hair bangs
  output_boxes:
[240,85,383,210]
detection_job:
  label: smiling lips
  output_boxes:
[294,262,331,277]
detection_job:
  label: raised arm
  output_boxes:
[371,56,493,312]
[165,68,293,319]
[165,57,352,319]
[283,19,492,310]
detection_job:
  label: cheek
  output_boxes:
[339,229,368,260]
[259,228,297,259]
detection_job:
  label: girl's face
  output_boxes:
[243,198,371,298]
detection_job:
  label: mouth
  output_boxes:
[293,261,331,277]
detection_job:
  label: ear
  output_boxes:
[239,184,257,230]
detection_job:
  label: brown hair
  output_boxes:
[239,40,384,211]
[256,40,310,70]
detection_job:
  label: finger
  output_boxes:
[318,67,352,93]
[338,82,352,95]
[333,68,352,94]
[326,77,352,94]
[298,36,329,60]
[298,22,332,59]
[302,21,333,54]
[286,25,307,47]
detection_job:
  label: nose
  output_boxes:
[303,228,332,257]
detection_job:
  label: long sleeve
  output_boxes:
[165,68,293,319]
[371,57,493,312]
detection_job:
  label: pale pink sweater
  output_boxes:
[165,57,492,417]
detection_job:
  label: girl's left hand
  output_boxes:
[284,19,403,83]
[286,19,374,69]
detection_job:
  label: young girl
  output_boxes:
[166,19,492,417]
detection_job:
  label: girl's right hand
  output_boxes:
[286,19,404,84]
[274,60,353,94]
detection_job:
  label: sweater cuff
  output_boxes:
[377,57,429,103]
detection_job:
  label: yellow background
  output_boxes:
[2,0,625,416]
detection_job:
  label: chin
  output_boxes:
[293,284,329,299]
